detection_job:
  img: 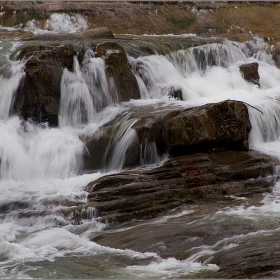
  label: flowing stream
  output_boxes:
[1,13,280,279]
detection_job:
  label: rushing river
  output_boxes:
[1,12,280,279]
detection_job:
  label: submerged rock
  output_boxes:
[239,62,260,87]
[13,44,76,126]
[95,41,141,102]
[78,150,280,223]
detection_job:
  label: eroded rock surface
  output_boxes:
[74,150,280,223]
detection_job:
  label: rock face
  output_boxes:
[95,41,141,102]
[239,62,260,87]
[74,150,279,223]
[13,44,76,126]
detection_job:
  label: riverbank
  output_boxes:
[0,1,280,42]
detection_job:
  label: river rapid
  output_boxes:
[1,11,280,279]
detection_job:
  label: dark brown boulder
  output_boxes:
[132,100,251,159]
[95,41,141,102]
[164,100,251,155]
[239,62,260,87]
[13,44,76,126]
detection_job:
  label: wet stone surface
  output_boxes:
[79,150,280,224]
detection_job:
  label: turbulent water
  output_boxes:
[1,12,280,279]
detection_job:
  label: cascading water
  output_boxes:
[2,25,280,278]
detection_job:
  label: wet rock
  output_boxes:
[239,62,260,87]
[164,100,251,155]
[13,44,76,126]
[132,100,251,159]
[164,85,183,100]
[81,128,113,172]
[82,100,251,171]
[81,123,140,171]
[95,41,141,102]
[23,27,114,41]
[79,150,280,223]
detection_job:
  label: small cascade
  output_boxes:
[108,123,138,171]
[167,40,248,77]
[139,140,162,166]
[0,118,85,181]
[59,56,96,128]
[131,40,253,101]
[0,61,25,120]
[248,99,280,157]
[81,50,113,112]
[131,54,197,100]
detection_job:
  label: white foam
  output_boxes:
[45,13,88,33]
[126,257,218,278]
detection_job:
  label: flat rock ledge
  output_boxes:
[66,150,280,224]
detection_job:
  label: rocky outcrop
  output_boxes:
[95,41,141,102]
[66,150,279,223]
[13,44,76,126]
[239,62,260,87]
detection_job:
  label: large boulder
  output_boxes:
[95,41,141,102]
[239,62,260,87]
[164,100,251,155]
[13,44,76,126]
[132,100,251,157]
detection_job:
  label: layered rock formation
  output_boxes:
[70,150,279,223]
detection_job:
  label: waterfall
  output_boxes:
[59,56,96,128]
[81,50,113,112]
[0,61,25,120]
[1,32,280,278]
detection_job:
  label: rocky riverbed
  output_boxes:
[1,1,280,278]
